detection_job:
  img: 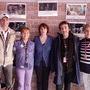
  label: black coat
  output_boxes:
[51,32,80,85]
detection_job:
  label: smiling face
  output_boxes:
[21,29,30,41]
[60,24,70,35]
[40,26,48,36]
[38,23,49,36]
[0,17,9,28]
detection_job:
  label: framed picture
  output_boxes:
[9,21,26,31]
[38,0,58,16]
[66,4,87,19]
[70,22,86,37]
[7,3,26,19]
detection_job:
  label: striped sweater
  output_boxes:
[80,38,90,73]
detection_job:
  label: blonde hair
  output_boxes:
[83,24,90,31]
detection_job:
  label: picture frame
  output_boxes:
[70,22,86,37]
[7,3,26,19]
[66,4,87,19]
[9,21,26,32]
[38,0,58,16]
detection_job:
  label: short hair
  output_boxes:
[59,21,70,30]
[38,23,49,34]
[83,24,90,32]
[20,27,30,33]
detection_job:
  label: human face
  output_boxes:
[84,27,90,38]
[21,29,30,41]
[40,27,48,36]
[0,17,9,27]
[60,24,70,35]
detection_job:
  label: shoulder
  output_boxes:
[9,28,15,34]
[30,40,35,45]
[34,36,39,41]
[71,35,79,46]
[14,40,21,44]
[34,36,39,39]
[48,35,53,39]
[71,33,79,41]
[54,33,62,41]
[29,41,35,50]
[47,35,54,41]
[14,40,21,47]
[29,40,35,47]
[9,28,16,38]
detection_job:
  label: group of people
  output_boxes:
[0,12,90,90]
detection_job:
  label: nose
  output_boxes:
[62,29,67,32]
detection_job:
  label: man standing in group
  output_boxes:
[52,21,80,90]
[0,13,16,90]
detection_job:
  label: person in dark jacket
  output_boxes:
[34,23,53,90]
[52,21,80,90]
[13,27,34,90]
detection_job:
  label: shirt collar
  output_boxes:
[0,27,10,34]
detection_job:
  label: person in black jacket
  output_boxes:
[52,21,80,90]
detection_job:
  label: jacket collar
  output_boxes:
[57,31,73,38]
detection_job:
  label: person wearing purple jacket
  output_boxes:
[13,27,34,90]
[34,23,53,90]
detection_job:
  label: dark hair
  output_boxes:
[59,21,70,30]
[38,23,49,34]
[20,27,30,33]
[83,24,90,32]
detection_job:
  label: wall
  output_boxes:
[0,0,90,38]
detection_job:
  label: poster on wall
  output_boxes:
[70,22,85,37]
[66,4,87,19]
[9,21,26,31]
[7,3,26,19]
[38,0,58,16]
[9,21,26,39]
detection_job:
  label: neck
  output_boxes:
[23,39,29,44]
[40,34,47,38]
[63,33,69,39]
[1,26,8,32]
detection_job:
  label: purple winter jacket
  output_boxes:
[13,39,35,69]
